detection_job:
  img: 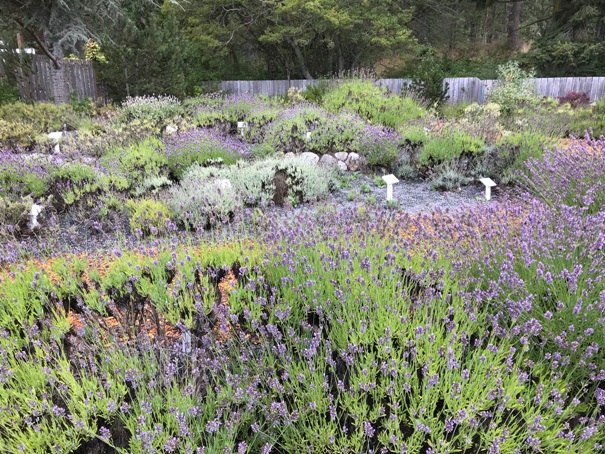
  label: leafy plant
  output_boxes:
[419,129,485,167]
[487,61,542,115]
[321,79,426,128]
[126,198,172,236]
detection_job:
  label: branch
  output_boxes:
[14,19,61,68]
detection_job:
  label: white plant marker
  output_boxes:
[479,177,497,200]
[29,203,43,230]
[237,121,248,136]
[306,131,312,140]
[48,131,63,153]
[181,330,192,354]
[382,174,399,201]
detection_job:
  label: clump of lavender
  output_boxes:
[522,134,605,214]
[353,125,403,168]
[163,128,251,180]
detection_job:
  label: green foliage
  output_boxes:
[0,157,52,199]
[167,168,242,230]
[0,101,79,132]
[400,125,431,145]
[126,198,172,236]
[133,175,172,197]
[569,98,605,138]
[321,80,426,128]
[373,176,387,188]
[479,131,553,184]
[419,129,485,166]
[0,195,33,236]
[0,102,80,148]
[115,95,183,130]
[168,157,336,229]
[164,133,243,181]
[430,160,473,191]
[104,138,168,189]
[302,80,332,104]
[0,76,20,106]
[261,105,329,154]
[487,61,542,115]
[411,48,449,106]
[0,118,36,149]
[49,162,100,208]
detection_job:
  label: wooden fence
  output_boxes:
[221,77,605,104]
[15,55,98,102]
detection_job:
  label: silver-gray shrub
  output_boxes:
[168,157,337,228]
[166,166,242,230]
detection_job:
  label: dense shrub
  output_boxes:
[103,137,168,189]
[430,159,473,191]
[127,198,172,236]
[163,128,250,180]
[0,152,55,199]
[419,129,485,167]
[0,101,80,149]
[168,157,336,229]
[558,91,590,108]
[260,104,330,154]
[48,162,101,209]
[478,131,554,184]
[167,168,243,230]
[486,61,542,115]
[321,79,426,128]
[522,135,605,214]
[353,125,402,168]
[115,95,183,130]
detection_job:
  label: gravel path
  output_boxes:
[6,176,507,262]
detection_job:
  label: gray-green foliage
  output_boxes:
[168,157,336,229]
[430,160,473,191]
[487,61,542,115]
[167,167,242,230]
[133,175,172,197]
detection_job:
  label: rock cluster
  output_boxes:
[284,151,365,171]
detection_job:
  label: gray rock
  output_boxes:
[284,152,296,159]
[345,152,365,171]
[319,154,339,167]
[337,160,348,171]
[300,152,320,164]
[165,124,178,134]
[335,152,348,161]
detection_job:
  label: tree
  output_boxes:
[183,0,418,79]
[0,0,158,103]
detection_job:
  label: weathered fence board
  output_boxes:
[14,55,98,103]
[221,76,605,104]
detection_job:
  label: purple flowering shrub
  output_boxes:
[163,128,251,181]
[522,135,605,214]
[4,199,605,452]
[353,125,403,168]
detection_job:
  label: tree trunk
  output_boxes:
[507,0,522,50]
[50,47,70,104]
[287,38,313,80]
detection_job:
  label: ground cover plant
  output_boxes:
[2,79,605,452]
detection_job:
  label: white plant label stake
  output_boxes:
[237,121,248,136]
[306,131,312,140]
[479,177,497,201]
[382,174,399,201]
[48,131,63,153]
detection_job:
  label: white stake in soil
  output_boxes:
[479,177,497,201]
[382,174,399,201]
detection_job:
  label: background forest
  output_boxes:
[0,0,604,102]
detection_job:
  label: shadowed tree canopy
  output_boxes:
[0,0,160,102]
